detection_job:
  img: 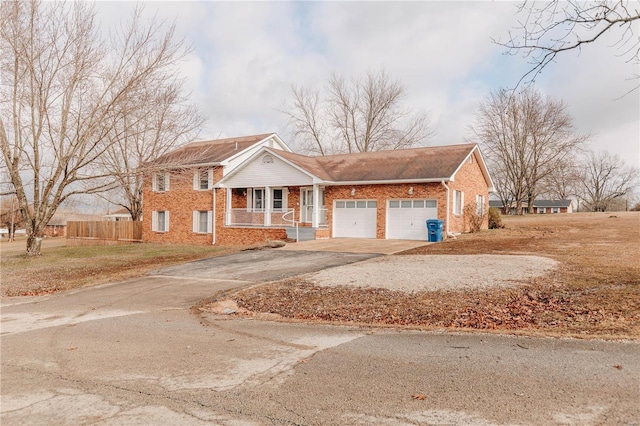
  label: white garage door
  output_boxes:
[333,200,377,238]
[387,199,438,240]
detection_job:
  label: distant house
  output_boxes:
[143,133,495,245]
[489,199,573,215]
[102,208,133,221]
[45,212,102,237]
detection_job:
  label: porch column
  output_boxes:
[264,186,271,226]
[312,184,320,228]
[225,188,232,226]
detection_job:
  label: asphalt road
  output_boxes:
[1,250,639,425]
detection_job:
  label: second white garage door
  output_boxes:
[333,200,377,238]
[386,199,438,240]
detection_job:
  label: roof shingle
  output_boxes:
[275,144,477,182]
[152,133,273,166]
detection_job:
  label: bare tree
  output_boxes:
[497,1,640,91]
[99,75,204,221]
[470,88,587,214]
[540,157,581,200]
[285,70,435,155]
[576,151,638,212]
[0,1,192,255]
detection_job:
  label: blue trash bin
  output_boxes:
[426,219,444,242]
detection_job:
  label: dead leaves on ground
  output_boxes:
[222,278,640,336]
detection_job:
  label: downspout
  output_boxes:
[440,180,456,239]
[212,187,217,245]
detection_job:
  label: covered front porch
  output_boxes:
[223,185,327,229]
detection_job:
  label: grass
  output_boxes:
[1,240,236,297]
[218,212,640,339]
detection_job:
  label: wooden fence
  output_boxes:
[66,221,142,246]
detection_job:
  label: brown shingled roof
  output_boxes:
[152,133,273,166]
[275,144,477,182]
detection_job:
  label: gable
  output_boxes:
[221,152,314,188]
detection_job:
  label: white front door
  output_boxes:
[333,200,377,238]
[301,189,313,223]
[386,199,438,240]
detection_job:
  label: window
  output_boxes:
[152,210,169,232]
[453,190,464,215]
[476,195,485,215]
[551,207,560,214]
[194,168,212,190]
[154,173,169,192]
[537,207,546,214]
[273,189,283,210]
[193,211,212,233]
[253,189,264,210]
[262,154,274,164]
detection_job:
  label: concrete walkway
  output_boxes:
[278,238,431,254]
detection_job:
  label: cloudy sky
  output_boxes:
[97,1,639,169]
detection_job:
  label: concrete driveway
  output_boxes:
[2,249,639,425]
[278,238,430,254]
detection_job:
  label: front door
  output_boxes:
[302,189,313,223]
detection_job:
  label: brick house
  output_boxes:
[143,133,494,246]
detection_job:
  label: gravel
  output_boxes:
[305,254,559,293]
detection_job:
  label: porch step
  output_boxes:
[285,226,316,242]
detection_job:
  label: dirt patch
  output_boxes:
[205,212,640,339]
[306,254,558,292]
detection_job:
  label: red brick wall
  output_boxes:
[142,168,218,245]
[323,183,447,239]
[448,152,490,232]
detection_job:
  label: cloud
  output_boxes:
[94,2,639,169]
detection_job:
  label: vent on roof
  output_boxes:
[262,154,274,164]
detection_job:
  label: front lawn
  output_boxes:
[1,241,235,296]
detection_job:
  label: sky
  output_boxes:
[95,1,639,170]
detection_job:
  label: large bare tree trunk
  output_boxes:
[1,2,192,255]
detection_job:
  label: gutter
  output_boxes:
[212,187,217,245]
[440,180,456,239]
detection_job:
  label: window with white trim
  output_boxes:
[272,189,283,211]
[152,210,169,232]
[253,188,264,210]
[194,168,213,190]
[153,173,169,192]
[193,210,212,233]
[551,207,560,214]
[537,207,546,214]
[476,195,485,215]
[453,190,464,215]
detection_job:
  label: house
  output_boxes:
[45,212,103,237]
[143,133,494,245]
[102,208,133,221]
[489,199,573,215]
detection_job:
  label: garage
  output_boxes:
[386,199,438,240]
[333,200,377,238]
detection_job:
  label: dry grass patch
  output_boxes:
[211,212,640,339]
[1,241,236,297]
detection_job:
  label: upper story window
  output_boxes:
[153,173,169,192]
[194,168,213,190]
[262,154,274,164]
